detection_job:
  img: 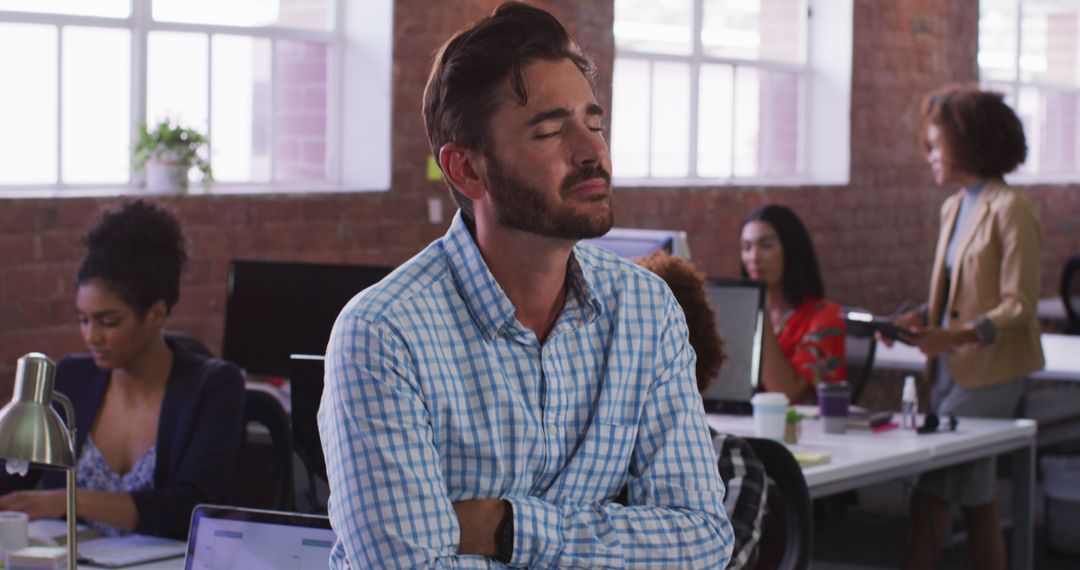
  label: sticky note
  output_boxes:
[426,155,443,182]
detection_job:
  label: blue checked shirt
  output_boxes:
[319,213,733,568]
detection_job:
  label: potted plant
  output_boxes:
[134,119,213,194]
[785,408,805,444]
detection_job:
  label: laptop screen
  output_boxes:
[699,277,766,411]
[185,505,336,569]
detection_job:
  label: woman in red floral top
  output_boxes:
[740,204,846,404]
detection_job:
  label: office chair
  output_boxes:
[746,437,812,570]
[840,306,878,406]
[1063,255,1080,334]
[164,330,214,358]
[223,389,295,511]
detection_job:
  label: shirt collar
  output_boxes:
[442,213,602,342]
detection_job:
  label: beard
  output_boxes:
[484,155,615,240]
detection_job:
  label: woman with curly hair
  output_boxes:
[0,200,245,539]
[893,84,1044,570]
[636,251,766,570]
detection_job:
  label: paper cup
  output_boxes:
[751,392,790,442]
[0,511,28,566]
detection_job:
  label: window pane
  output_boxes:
[274,40,328,181]
[212,35,271,182]
[1020,1,1080,85]
[697,64,734,178]
[1019,87,1078,174]
[62,27,130,184]
[703,0,803,63]
[615,0,693,56]
[612,58,651,178]
[0,0,129,18]
[650,62,690,177]
[0,23,57,184]
[153,0,333,31]
[758,69,800,176]
[733,67,760,176]
[147,32,209,132]
[979,0,1019,81]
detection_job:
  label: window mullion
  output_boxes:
[647,59,654,178]
[270,38,277,182]
[56,25,63,186]
[688,0,703,179]
[131,0,150,185]
[207,32,213,163]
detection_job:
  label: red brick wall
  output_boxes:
[0,0,1077,390]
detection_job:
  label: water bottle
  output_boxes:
[902,375,919,430]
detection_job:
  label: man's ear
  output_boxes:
[439,143,487,201]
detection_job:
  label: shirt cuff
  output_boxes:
[506,496,562,568]
[970,316,997,346]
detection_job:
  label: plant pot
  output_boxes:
[145,159,189,194]
[784,421,800,444]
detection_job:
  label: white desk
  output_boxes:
[83,558,183,570]
[874,333,1080,382]
[707,413,1037,570]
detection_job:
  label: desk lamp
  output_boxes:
[0,353,78,569]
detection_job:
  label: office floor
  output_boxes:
[811,482,1080,569]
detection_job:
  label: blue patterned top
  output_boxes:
[319,213,733,568]
[76,435,156,537]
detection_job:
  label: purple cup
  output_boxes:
[818,381,851,434]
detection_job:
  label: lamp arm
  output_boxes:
[51,391,78,570]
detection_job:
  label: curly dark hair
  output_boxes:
[423,1,595,224]
[636,251,727,393]
[919,83,1027,179]
[77,199,188,316]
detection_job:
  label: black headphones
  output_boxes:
[917,413,958,434]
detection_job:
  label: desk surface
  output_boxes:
[83,558,183,570]
[874,333,1080,381]
[707,412,1036,496]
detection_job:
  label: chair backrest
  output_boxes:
[1063,255,1080,334]
[224,389,295,511]
[164,330,214,358]
[840,306,877,406]
[746,437,812,570]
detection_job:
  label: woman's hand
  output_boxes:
[879,311,923,348]
[0,490,66,520]
[908,326,978,358]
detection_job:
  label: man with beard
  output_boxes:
[318,3,733,568]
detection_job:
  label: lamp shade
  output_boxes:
[0,353,75,469]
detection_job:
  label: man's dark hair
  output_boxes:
[919,83,1027,179]
[422,1,595,223]
[741,204,825,309]
[77,199,188,316]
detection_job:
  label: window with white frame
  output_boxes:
[981,0,1080,181]
[0,0,391,192]
[611,0,852,185]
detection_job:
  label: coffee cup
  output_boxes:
[0,510,28,564]
[751,392,789,442]
[818,381,851,434]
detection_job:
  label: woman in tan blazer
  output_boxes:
[892,85,1045,570]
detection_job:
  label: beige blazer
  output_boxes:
[926,179,1045,389]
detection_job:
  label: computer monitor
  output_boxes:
[582,227,692,259]
[184,505,335,570]
[222,259,393,377]
[699,277,766,413]
[289,353,328,484]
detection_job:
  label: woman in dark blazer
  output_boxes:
[0,200,245,539]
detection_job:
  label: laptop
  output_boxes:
[699,277,767,415]
[184,505,336,569]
